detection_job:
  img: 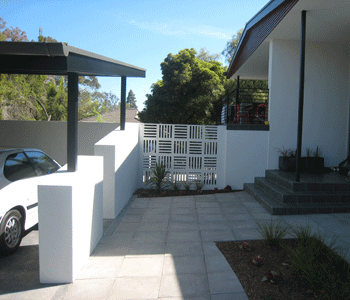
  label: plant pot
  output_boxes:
[304,157,324,174]
[279,156,296,172]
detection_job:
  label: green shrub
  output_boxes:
[284,224,350,299]
[255,218,289,247]
[147,163,170,193]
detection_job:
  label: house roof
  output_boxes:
[0,42,146,78]
[227,0,350,80]
[81,109,140,123]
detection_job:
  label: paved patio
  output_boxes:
[1,191,350,299]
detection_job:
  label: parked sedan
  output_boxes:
[0,149,61,255]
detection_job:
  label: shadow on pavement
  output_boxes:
[0,225,60,295]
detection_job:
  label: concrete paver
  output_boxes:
[2,191,350,300]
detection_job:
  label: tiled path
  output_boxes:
[2,191,350,299]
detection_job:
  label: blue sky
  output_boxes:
[1,0,268,110]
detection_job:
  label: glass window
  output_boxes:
[4,152,37,182]
[25,151,60,176]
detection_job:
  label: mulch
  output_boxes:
[215,239,321,300]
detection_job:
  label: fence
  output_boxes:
[140,123,219,188]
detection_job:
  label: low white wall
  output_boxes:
[95,123,142,219]
[0,120,118,165]
[224,129,269,190]
[38,155,103,284]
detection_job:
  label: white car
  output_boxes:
[0,149,60,255]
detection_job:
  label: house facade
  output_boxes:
[227,0,350,170]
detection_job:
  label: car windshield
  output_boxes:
[25,151,60,175]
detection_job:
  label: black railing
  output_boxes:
[221,87,269,125]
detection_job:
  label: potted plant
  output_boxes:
[277,147,297,172]
[304,146,324,174]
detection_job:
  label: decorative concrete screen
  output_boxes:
[141,123,218,188]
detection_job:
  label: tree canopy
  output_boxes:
[222,28,243,64]
[138,48,227,125]
[0,18,119,121]
[126,90,137,109]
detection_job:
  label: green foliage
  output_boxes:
[284,226,350,299]
[0,19,119,122]
[184,183,191,191]
[172,180,180,192]
[222,28,243,64]
[195,181,204,193]
[139,48,226,125]
[147,163,170,193]
[0,17,28,41]
[126,90,137,109]
[255,218,290,247]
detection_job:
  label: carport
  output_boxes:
[0,42,146,171]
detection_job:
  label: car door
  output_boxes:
[2,151,39,229]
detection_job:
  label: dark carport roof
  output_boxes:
[0,41,146,78]
[0,41,146,172]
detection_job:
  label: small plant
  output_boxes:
[184,183,191,191]
[239,241,253,252]
[173,180,180,192]
[262,270,281,284]
[214,187,219,193]
[195,181,204,193]
[147,162,170,193]
[223,185,232,191]
[314,146,322,157]
[284,226,350,299]
[276,147,295,157]
[255,218,289,247]
[251,255,263,267]
[306,147,312,157]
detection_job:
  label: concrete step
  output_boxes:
[256,176,350,204]
[265,170,350,192]
[244,183,350,215]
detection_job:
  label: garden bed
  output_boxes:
[216,222,350,300]
[134,186,242,198]
[216,239,317,300]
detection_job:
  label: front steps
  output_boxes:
[244,170,350,215]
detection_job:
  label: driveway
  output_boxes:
[1,191,350,299]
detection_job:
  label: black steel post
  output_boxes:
[67,72,79,172]
[235,76,240,124]
[120,76,126,130]
[295,10,307,182]
[226,94,229,124]
[236,76,240,105]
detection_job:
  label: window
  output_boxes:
[25,151,60,176]
[4,152,37,182]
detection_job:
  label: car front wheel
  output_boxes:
[0,210,23,255]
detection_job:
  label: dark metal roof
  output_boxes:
[227,0,299,79]
[0,42,146,78]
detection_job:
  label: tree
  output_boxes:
[0,19,120,121]
[126,90,137,109]
[138,48,227,125]
[222,28,243,64]
[0,17,27,41]
[197,48,220,62]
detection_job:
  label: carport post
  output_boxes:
[120,76,126,130]
[67,72,79,172]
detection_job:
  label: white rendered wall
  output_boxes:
[224,130,269,190]
[268,39,350,168]
[38,155,103,284]
[0,120,118,165]
[95,123,142,219]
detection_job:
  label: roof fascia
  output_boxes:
[0,42,146,78]
[227,0,298,79]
